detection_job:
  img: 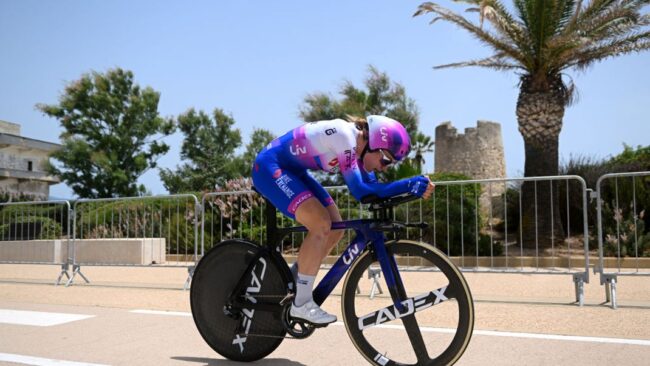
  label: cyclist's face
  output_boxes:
[363,149,395,173]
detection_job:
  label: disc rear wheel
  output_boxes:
[190,239,288,362]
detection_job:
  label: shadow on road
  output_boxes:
[171,356,306,366]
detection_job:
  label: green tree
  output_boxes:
[234,128,276,177]
[299,65,420,135]
[37,68,173,198]
[299,65,422,184]
[415,0,650,247]
[160,108,242,193]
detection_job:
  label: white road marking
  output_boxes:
[332,322,650,346]
[130,309,650,347]
[130,309,192,317]
[0,353,109,366]
[0,309,94,327]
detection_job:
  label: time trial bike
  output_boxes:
[190,191,474,365]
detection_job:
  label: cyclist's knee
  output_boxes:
[296,198,331,238]
[309,220,332,241]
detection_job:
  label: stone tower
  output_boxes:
[435,121,507,216]
[434,120,506,180]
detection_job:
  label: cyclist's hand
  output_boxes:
[422,180,435,200]
[408,176,431,198]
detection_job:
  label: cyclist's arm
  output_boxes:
[360,167,378,184]
[338,150,428,201]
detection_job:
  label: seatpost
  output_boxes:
[264,198,278,247]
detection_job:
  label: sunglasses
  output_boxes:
[378,149,396,167]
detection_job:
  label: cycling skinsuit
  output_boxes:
[251,119,423,219]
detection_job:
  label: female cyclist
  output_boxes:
[251,115,435,325]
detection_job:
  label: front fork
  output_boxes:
[371,234,408,313]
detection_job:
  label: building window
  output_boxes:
[28,161,33,171]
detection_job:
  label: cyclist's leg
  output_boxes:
[292,199,337,324]
[252,159,336,324]
[300,171,344,258]
[294,198,332,276]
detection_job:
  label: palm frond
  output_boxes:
[578,6,643,41]
[557,0,579,31]
[415,2,527,66]
[566,30,650,70]
[417,0,649,85]
[434,53,523,70]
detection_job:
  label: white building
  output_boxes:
[0,120,61,200]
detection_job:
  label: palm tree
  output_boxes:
[412,132,436,173]
[415,0,649,247]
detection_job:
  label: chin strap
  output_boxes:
[360,142,370,160]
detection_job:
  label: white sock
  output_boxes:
[290,262,299,282]
[294,272,315,307]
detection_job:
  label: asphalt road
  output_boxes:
[0,265,649,365]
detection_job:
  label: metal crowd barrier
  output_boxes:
[419,175,590,305]
[595,171,650,309]
[68,194,200,288]
[3,173,625,307]
[0,200,72,284]
[201,176,591,305]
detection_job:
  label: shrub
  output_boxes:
[0,216,62,240]
[414,172,501,256]
[603,208,650,258]
[558,147,650,245]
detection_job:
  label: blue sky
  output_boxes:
[1,0,648,199]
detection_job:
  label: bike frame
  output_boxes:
[265,203,409,312]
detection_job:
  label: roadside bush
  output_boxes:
[603,208,650,257]
[558,147,650,255]
[0,216,62,240]
[413,172,500,256]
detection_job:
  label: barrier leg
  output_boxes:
[368,268,383,300]
[609,277,618,310]
[183,265,195,290]
[55,264,71,286]
[602,274,618,309]
[572,274,584,307]
[65,264,90,287]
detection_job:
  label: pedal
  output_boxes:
[279,292,295,306]
[282,305,316,339]
[305,320,335,329]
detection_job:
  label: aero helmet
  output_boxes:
[366,115,411,161]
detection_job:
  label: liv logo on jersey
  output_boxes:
[232,257,268,353]
[357,286,448,330]
[290,144,307,156]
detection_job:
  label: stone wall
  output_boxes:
[0,238,167,265]
[0,120,21,135]
[0,179,49,199]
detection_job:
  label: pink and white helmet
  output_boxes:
[367,115,411,161]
